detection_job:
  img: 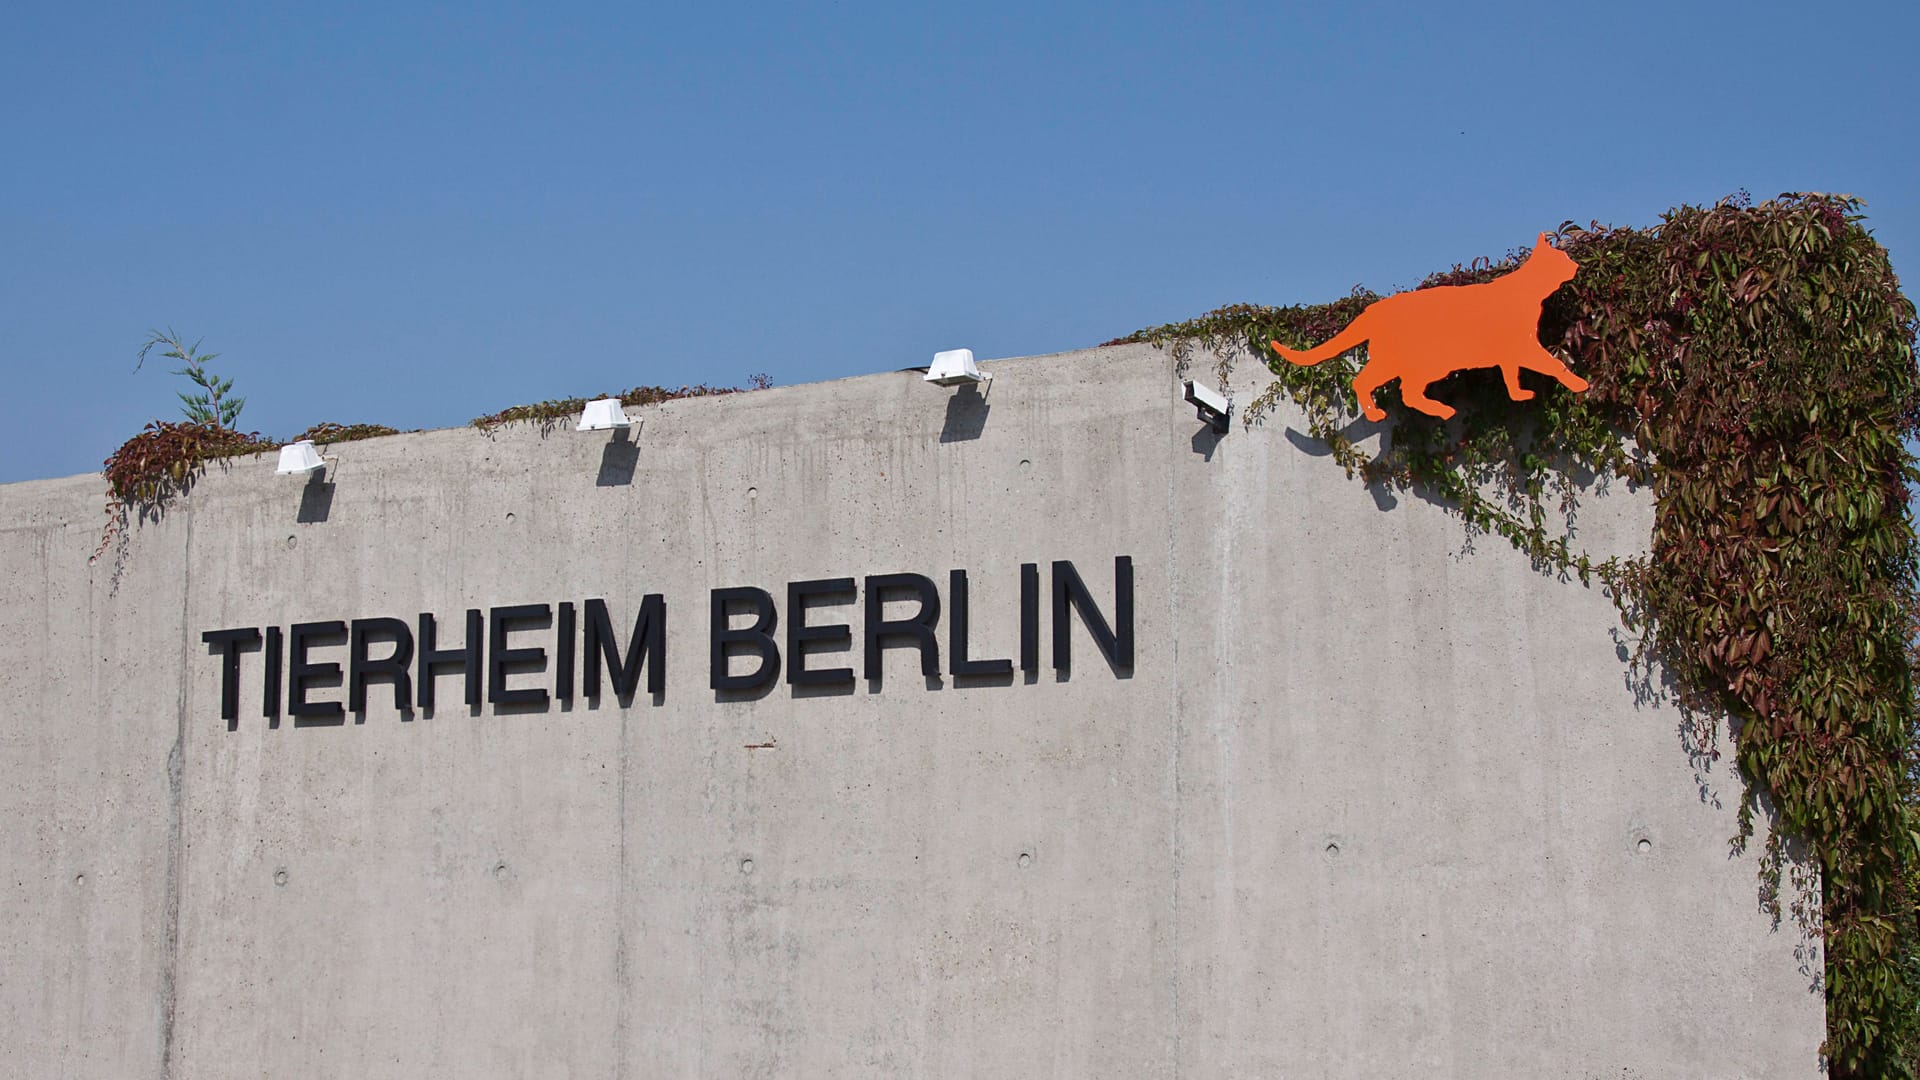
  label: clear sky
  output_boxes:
[3,1,1916,484]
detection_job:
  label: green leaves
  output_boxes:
[1115,193,1920,1079]
[468,381,760,432]
[138,328,245,430]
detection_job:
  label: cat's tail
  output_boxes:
[1269,316,1370,367]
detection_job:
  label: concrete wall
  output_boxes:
[0,343,1819,1078]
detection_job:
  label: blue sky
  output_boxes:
[3,1,1916,484]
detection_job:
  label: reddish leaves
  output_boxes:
[1113,193,1920,1076]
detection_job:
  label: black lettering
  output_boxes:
[263,625,282,725]
[201,627,260,728]
[556,602,576,702]
[949,569,1013,677]
[710,587,779,691]
[488,604,551,707]
[417,609,483,710]
[584,596,666,699]
[1020,563,1040,673]
[1051,557,1134,674]
[864,573,941,680]
[787,578,856,688]
[348,617,414,713]
[289,621,347,724]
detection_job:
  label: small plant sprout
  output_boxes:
[137,328,245,430]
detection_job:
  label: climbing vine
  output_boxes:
[92,421,278,562]
[1110,193,1920,1077]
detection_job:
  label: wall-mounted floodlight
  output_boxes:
[1184,380,1231,435]
[577,398,633,431]
[925,348,990,387]
[275,440,327,475]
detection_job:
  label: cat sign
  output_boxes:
[1270,233,1588,421]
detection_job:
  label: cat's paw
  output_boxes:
[1510,388,1536,401]
[1362,406,1387,422]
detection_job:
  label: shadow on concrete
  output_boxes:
[953,669,1017,690]
[1282,415,1390,458]
[1190,427,1222,460]
[1283,422,1400,511]
[1054,659,1134,683]
[793,679,856,699]
[597,425,640,487]
[581,690,665,710]
[866,674,945,695]
[296,468,334,523]
[714,676,780,705]
[939,385,990,442]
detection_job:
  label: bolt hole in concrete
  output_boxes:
[1019,459,1031,470]
[505,511,516,523]
[1017,852,1032,869]
[1636,838,1653,854]
[273,868,289,887]
[747,486,758,500]
[1325,843,1341,858]
[740,859,755,875]
[285,535,297,549]
[73,873,85,886]
[493,862,509,878]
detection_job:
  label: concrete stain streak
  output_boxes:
[1165,374,1184,1080]
[614,702,630,1080]
[159,504,193,1080]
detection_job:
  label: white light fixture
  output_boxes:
[1184,380,1231,435]
[576,398,633,431]
[925,348,990,387]
[275,440,326,475]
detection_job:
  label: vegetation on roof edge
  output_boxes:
[93,375,775,561]
[1111,192,1920,1078]
[468,374,771,432]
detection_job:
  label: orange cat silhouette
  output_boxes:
[1270,233,1588,421]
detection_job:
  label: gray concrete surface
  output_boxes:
[0,343,1820,1077]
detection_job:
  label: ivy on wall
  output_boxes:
[1109,193,1920,1077]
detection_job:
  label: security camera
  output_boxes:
[1183,380,1230,435]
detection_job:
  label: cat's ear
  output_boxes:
[1536,231,1554,250]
